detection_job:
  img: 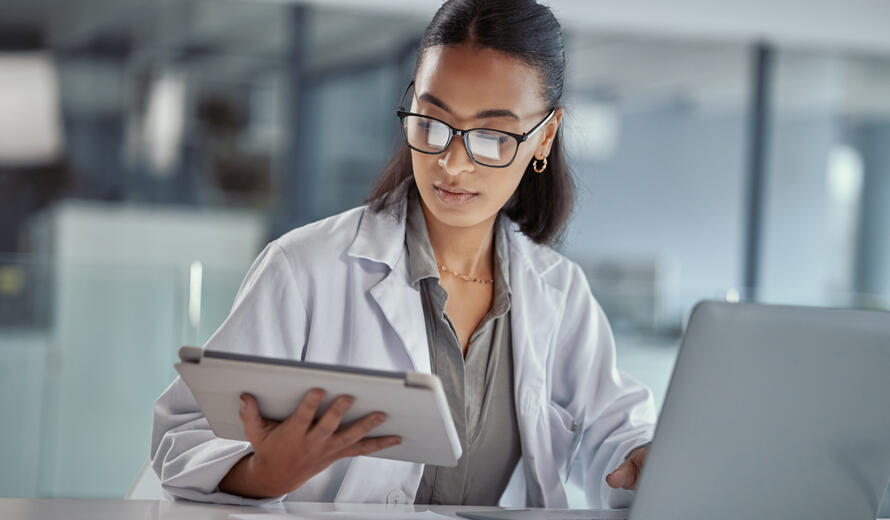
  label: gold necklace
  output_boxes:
[438,264,493,284]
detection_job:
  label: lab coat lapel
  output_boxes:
[338,202,430,502]
[369,253,431,374]
[506,222,568,508]
[346,201,431,374]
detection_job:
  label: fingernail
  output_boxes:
[375,413,387,423]
[240,395,246,409]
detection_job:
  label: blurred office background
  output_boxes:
[1,0,888,510]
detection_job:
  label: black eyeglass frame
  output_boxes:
[396,80,556,168]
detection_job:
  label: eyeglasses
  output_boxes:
[396,80,555,168]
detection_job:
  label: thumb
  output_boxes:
[605,461,634,489]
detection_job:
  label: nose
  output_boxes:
[438,133,475,177]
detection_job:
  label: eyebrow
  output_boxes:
[417,92,520,121]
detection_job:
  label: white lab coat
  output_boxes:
[150,196,656,508]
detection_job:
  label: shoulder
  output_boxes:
[230,207,367,304]
[505,218,585,293]
[504,218,605,328]
[272,205,367,266]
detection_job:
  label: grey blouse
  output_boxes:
[404,188,522,506]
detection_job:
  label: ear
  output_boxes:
[535,107,564,159]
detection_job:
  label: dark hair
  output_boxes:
[365,0,575,246]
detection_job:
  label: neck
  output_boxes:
[420,200,497,280]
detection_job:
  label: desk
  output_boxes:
[0,499,503,520]
[2,499,888,520]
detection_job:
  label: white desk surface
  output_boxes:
[1,499,888,520]
[0,499,504,520]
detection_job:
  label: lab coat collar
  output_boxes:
[347,193,564,282]
[346,201,407,270]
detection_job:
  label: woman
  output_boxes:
[151,0,655,508]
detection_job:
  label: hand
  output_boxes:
[222,389,402,497]
[605,444,649,490]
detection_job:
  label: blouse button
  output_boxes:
[386,489,407,504]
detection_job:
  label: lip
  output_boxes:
[435,183,477,195]
[434,185,478,206]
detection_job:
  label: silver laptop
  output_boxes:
[459,300,890,520]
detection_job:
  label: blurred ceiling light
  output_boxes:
[565,101,619,162]
[0,52,64,166]
[142,70,185,177]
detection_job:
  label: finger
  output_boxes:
[327,411,387,453]
[336,435,402,459]
[239,393,271,444]
[308,394,355,441]
[280,388,325,436]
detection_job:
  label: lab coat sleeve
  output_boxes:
[552,261,656,508]
[150,241,308,505]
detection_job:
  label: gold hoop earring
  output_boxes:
[532,156,548,173]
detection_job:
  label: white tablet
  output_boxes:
[175,346,462,467]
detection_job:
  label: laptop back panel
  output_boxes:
[629,301,890,520]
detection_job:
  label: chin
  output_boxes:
[429,210,487,229]
[417,186,490,229]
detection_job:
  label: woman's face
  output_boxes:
[409,44,563,230]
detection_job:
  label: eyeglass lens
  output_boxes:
[402,115,516,166]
